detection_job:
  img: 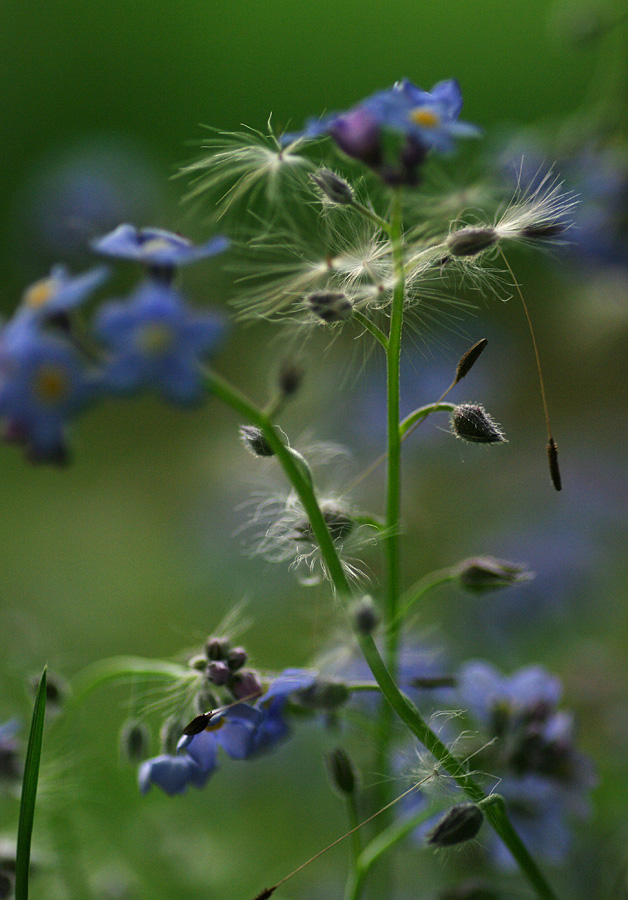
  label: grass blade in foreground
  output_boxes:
[15,666,47,900]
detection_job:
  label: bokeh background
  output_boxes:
[1,1,627,898]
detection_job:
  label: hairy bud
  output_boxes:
[447,227,497,257]
[239,425,275,457]
[326,746,358,795]
[352,595,380,635]
[456,556,532,593]
[278,359,304,397]
[205,636,230,661]
[427,802,484,847]
[310,168,355,205]
[450,403,506,444]
[306,291,353,324]
[119,719,150,763]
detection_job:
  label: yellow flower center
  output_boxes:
[137,323,174,357]
[140,237,186,257]
[33,365,69,405]
[409,107,441,128]
[23,278,56,308]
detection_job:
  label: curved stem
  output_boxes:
[206,368,560,900]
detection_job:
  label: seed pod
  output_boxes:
[454,339,488,384]
[450,403,506,444]
[427,802,484,847]
[547,436,562,491]
[239,425,275,457]
[447,227,497,257]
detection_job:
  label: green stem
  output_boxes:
[399,402,456,437]
[352,310,389,350]
[393,567,458,626]
[349,200,392,235]
[206,368,560,900]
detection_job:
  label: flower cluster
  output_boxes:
[284,79,480,185]
[139,666,317,796]
[0,226,227,463]
[456,661,595,867]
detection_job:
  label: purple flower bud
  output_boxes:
[230,670,263,701]
[207,660,231,686]
[329,109,383,167]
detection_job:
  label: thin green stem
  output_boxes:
[399,402,456,437]
[352,310,389,350]
[393,567,458,627]
[349,200,392,235]
[206,368,560,900]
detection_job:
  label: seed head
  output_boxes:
[450,403,506,444]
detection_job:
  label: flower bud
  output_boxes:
[450,403,506,444]
[239,425,274,457]
[278,359,304,397]
[456,556,532,593]
[188,653,208,671]
[426,802,484,847]
[352,595,380,635]
[447,227,497,257]
[119,719,150,763]
[226,646,248,671]
[207,660,231,686]
[306,291,353,324]
[310,168,355,205]
[205,636,230,661]
[160,715,185,755]
[229,669,263,702]
[326,746,358,795]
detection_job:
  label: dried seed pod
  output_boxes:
[454,338,488,384]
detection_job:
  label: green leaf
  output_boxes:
[15,666,47,900]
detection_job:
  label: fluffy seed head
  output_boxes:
[447,227,497,257]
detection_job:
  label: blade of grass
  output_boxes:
[15,666,47,900]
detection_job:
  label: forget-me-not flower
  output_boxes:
[0,321,97,463]
[284,79,480,184]
[95,280,225,404]
[15,265,108,326]
[92,224,228,278]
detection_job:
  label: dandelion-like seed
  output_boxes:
[493,169,577,246]
[241,489,376,587]
[180,124,315,219]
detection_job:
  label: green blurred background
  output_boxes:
[1,1,627,898]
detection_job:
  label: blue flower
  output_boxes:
[0,322,97,463]
[92,224,228,275]
[138,752,215,796]
[454,660,595,866]
[178,669,317,765]
[15,265,109,326]
[284,79,479,184]
[94,280,226,404]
